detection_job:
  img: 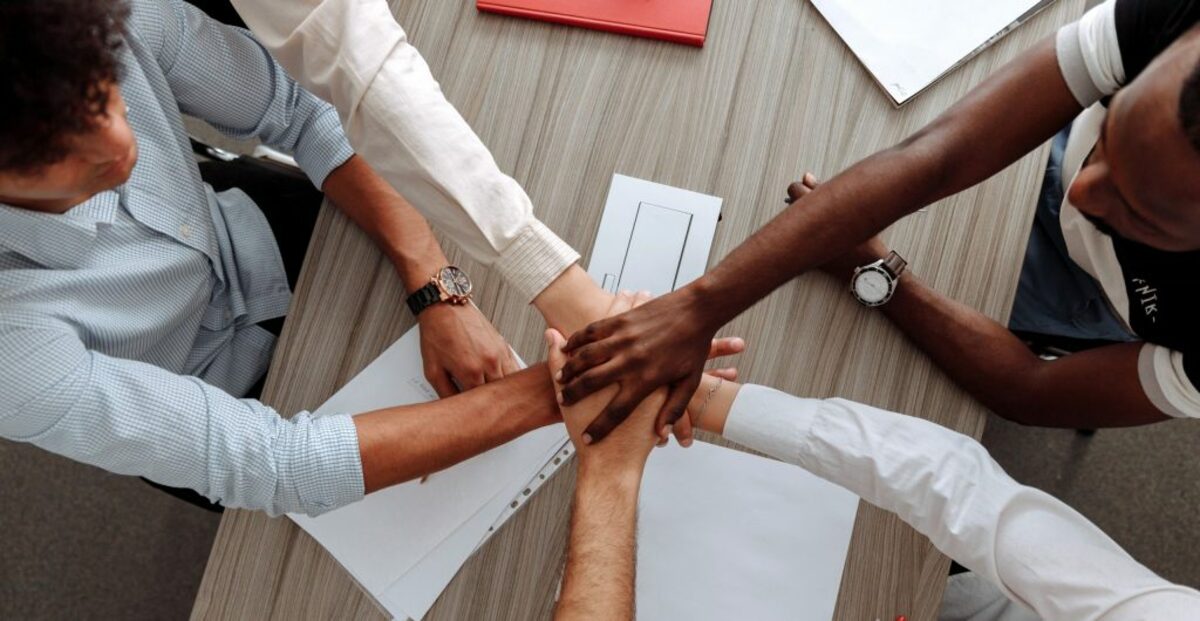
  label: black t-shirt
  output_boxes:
[1106,1,1200,373]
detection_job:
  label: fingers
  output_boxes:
[605,289,638,316]
[455,372,486,392]
[500,348,521,376]
[564,315,617,354]
[655,374,701,442]
[705,367,739,381]
[558,342,612,384]
[707,336,745,360]
[560,361,620,405]
[785,172,821,203]
[545,329,567,382]
[427,368,458,399]
[671,411,694,448]
[582,388,645,444]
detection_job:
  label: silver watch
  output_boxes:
[850,251,907,307]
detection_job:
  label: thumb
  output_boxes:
[545,329,567,383]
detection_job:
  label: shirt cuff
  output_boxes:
[1137,343,1200,419]
[722,384,822,468]
[278,412,365,516]
[494,219,581,303]
[1056,23,1104,107]
[292,104,356,190]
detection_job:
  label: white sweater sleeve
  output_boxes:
[722,384,1200,621]
[228,0,579,302]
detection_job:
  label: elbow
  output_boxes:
[968,359,1051,426]
[891,113,973,204]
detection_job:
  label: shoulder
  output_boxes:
[1113,0,1200,81]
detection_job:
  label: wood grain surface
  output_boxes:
[192,1,1085,619]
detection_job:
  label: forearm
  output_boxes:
[355,365,559,492]
[233,0,581,302]
[718,386,1199,621]
[323,155,448,292]
[881,272,1049,420]
[690,38,1077,329]
[533,266,614,336]
[879,270,1163,427]
[556,463,642,621]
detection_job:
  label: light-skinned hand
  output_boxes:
[418,301,520,398]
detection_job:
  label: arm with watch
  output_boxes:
[821,230,1167,429]
[783,164,1164,429]
[322,155,518,397]
[555,29,1158,440]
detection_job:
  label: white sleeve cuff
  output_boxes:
[1137,343,1200,419]
[722,384,822,469]
[494,219,580,303]
[1056,0,1123,107]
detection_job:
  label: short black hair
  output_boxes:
[0,0,130,173]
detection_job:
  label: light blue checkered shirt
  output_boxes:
[0,0,363,516]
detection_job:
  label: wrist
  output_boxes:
[577,457,645,492]
[394,254,448,295]
[679,277,728,334]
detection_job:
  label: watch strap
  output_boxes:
[406,282,442,316]
[882,251,907,278]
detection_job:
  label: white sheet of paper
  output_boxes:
[289,326,568,617]
[379,436,571,620]
[637,440,859,621]
[811,0,1055,105]
[588,174,722,297]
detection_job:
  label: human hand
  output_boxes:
[557,284,741,445]
[418,302,519,397]
[786,173,888,279]
[547,292,663,474]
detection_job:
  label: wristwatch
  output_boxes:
[406,266,473,316]
[850,251,907,307]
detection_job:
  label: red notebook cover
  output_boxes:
[477,0,713,47]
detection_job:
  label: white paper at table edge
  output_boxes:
[378,428,569,620]
[810,0,1057,105]
[286,327,563,597]
[635,439,860,621]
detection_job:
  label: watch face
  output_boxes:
[853,268,891,304]
[439,266,472,297]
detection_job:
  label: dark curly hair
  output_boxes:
[0,0,130,173]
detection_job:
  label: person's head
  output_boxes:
[1068,26,1200,252]
[0,0,136,213]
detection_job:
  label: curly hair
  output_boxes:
[0,0,130,173]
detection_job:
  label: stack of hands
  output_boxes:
[547,291,742,475]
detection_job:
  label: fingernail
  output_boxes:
[784,196,795,204]
[554,370,562,382]
[556,392,563,404]
[582,433,593,445]
[682,438,693,447]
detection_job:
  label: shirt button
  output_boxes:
[179,224,191,239]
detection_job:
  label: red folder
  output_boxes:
[477,0,714,47]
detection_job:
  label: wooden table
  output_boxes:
[192,1,1084,619]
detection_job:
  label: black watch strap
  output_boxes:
[406,282,442,316]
